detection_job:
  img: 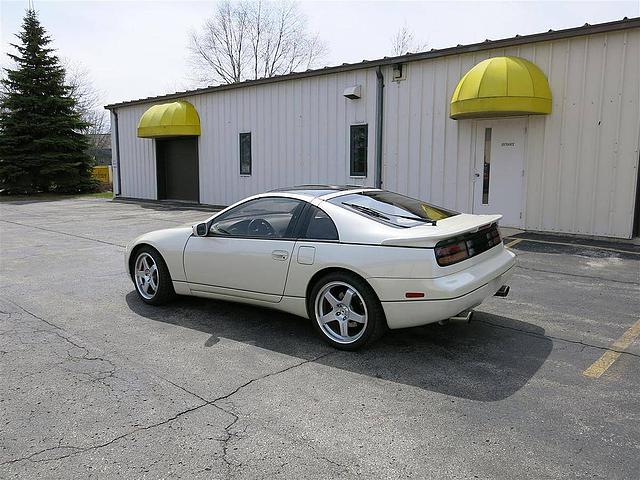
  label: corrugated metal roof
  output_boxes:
[105,16,640,110]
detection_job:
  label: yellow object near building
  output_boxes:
[137,100,201,138]
[450,56,552,120]
[92,165,111,183]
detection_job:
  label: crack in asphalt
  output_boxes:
[2,296,335,472]
[0,351,333,468]
[477,318,640,359]
[216,404,243,475]
[211,352,333,405]
[63,348,118,387]
[6,300,63,331]
[159,376,210,404]
[1,309,117,387]
[157,376,255,476]
[320,455,350,472]
[0,401,212,466]
[0,219,126,248]
[157,373,291,477]
[4,300,117,365]
[206,351,332,476]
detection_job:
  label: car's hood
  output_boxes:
[134,225,193,242]
[380,213,502,247]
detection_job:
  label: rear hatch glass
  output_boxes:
[330,191,458,228]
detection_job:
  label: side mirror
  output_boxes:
[192,222,208,237]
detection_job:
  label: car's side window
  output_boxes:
[210,197,305,239]
[302,206,339,241]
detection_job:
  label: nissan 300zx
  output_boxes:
[126,186,515,349]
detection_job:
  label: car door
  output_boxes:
[183,197,306,303]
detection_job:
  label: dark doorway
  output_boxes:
[156,137,199,202]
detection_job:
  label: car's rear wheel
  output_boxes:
[132,247,174,305]
[310,272,387,350]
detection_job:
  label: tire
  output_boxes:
[131,246,175,305]
[309,272,387,350]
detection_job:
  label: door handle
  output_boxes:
[474,173,480,178]
[271,250,289,261]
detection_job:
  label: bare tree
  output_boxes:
[0,69,7,116]
[189,0,327,85]
[391,24,428,56]
[64,60,110,148]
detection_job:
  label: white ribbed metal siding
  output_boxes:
[382,28,639,238]
[114,70,378,206]
[192,69,378,205]
[382,57,473,212]
[113,103,157,200]
[112,27,639,238]
[524,29,640,238]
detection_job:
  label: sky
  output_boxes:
[1,0,638,106]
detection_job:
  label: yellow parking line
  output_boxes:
[505,238,523,248]
[583,319,640,379]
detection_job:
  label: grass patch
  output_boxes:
[82,191,113,198]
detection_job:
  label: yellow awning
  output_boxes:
[137,100,201,138]
[450,56,552,120]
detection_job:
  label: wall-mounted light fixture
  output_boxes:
[392,64,406,81]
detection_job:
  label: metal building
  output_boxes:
[106,18,640,239]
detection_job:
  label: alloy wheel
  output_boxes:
[134,252,159,300]
[315,281,368,344]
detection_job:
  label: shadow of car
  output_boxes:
[125,292,552,402]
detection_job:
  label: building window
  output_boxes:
[350,124,368,177]
[239,132,251,175]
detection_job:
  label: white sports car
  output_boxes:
[126,186,515,349]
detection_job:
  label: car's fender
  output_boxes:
[125,226,193,282]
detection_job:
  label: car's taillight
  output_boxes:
[435,240,469,266]
[435,223,501,266]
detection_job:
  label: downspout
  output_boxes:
[112,109,122,196]
[633,152,640,237]
[374,66,384,189]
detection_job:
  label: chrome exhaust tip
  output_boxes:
[494,285,510,297]
[448,310,474,323]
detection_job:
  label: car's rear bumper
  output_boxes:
[375,248,516,329]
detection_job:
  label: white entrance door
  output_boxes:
[473,118,526,228]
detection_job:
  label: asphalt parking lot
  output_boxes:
[1,197,639,479]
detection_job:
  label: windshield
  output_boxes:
[330,191,458,228]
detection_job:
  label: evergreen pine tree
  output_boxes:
[0,9,96,194]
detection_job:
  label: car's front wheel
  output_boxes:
[309,272,387,350]
[132,247,175,305]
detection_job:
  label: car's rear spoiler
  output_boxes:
[380,214,503,248]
